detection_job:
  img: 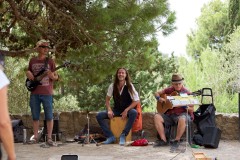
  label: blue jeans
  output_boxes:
[30,94,53,120]
[96,109,137,138]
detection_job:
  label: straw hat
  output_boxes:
[36,39,50,48]
[171,73,184,83]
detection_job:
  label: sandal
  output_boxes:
[28,137,38,144]
[47,138,54,146]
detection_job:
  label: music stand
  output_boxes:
[80,112,97,146]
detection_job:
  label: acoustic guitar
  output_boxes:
[25,61,70,91]
[156,90,202,114]
[157,91,179,114]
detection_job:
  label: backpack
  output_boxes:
[132,103,142,132]
[131,138,148,146]
[11,119,26,143]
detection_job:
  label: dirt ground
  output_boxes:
[1,139,240,160]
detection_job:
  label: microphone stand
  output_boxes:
[81,112,97,146]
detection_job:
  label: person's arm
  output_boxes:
[47,70,59,81]
[154,90,166,103]
[187,105,194,113]
[26,70,34,80]
[105,95,114,119]
[47,59,59,81]
[121,100,140,119]
[0,86,16,160]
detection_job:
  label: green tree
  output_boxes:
[180,0,239,113]
[186,0,229,58]
[228,0,240,33]
[1,0,178,113]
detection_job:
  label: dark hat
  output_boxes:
[171,73,184,83]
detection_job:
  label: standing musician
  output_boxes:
[153,73,193,148]
[96,68,140,145]
[26,39,59,145]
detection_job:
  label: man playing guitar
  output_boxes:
[153,73,194,148]
[26,39,59,145]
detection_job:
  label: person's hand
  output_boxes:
[107,110,114,119]
[26,71,34,80]
[120,109,128,120]
[157,97,166,103]
[46,70,55,80]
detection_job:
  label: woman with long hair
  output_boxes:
[96,68,140,145]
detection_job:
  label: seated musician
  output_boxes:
[153,73,194,148]
[96,68,140,145]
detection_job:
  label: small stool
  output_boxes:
[110,117,132,143]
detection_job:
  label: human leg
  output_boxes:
[173,113,190,141]
[170,113,191,148]
[42,95,54,144]
[96,111,114,138]
[96,111,115,144]
[122,109,137,135]
[30,94,41,141]
[119,109,137,145]
[153,113,175,147]
[154,113,169,142]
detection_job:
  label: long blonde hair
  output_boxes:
[113,68,134,98]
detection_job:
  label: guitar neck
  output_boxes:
[35,65,65,81]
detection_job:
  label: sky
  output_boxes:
[157,0,212,57]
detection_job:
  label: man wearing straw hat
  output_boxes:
[153,73,194,148]
[26,39,59,145]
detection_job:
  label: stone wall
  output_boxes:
[12,112,239,140]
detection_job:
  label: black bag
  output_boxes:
[74,124,106,143]
[12,119,25,143]
[193,104,216,135]
[192,133,203,146]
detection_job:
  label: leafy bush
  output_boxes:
[53,94,79,112]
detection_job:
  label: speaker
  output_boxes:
[203,127,221,148]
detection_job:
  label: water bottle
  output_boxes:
[23,129,27,144]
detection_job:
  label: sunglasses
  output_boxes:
[39,45,50,49]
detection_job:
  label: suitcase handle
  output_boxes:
[201,88,214,104]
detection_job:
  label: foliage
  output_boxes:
[181,0,240,113]
[132,52,179,111]
[186,0,229,58]
[5,57,30,115]
[181,0,238,113]
[179,48,237,113]
[228,0,240,33]
[223,26,240,93]
[53,94,79,112]
[2,0,179,114]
